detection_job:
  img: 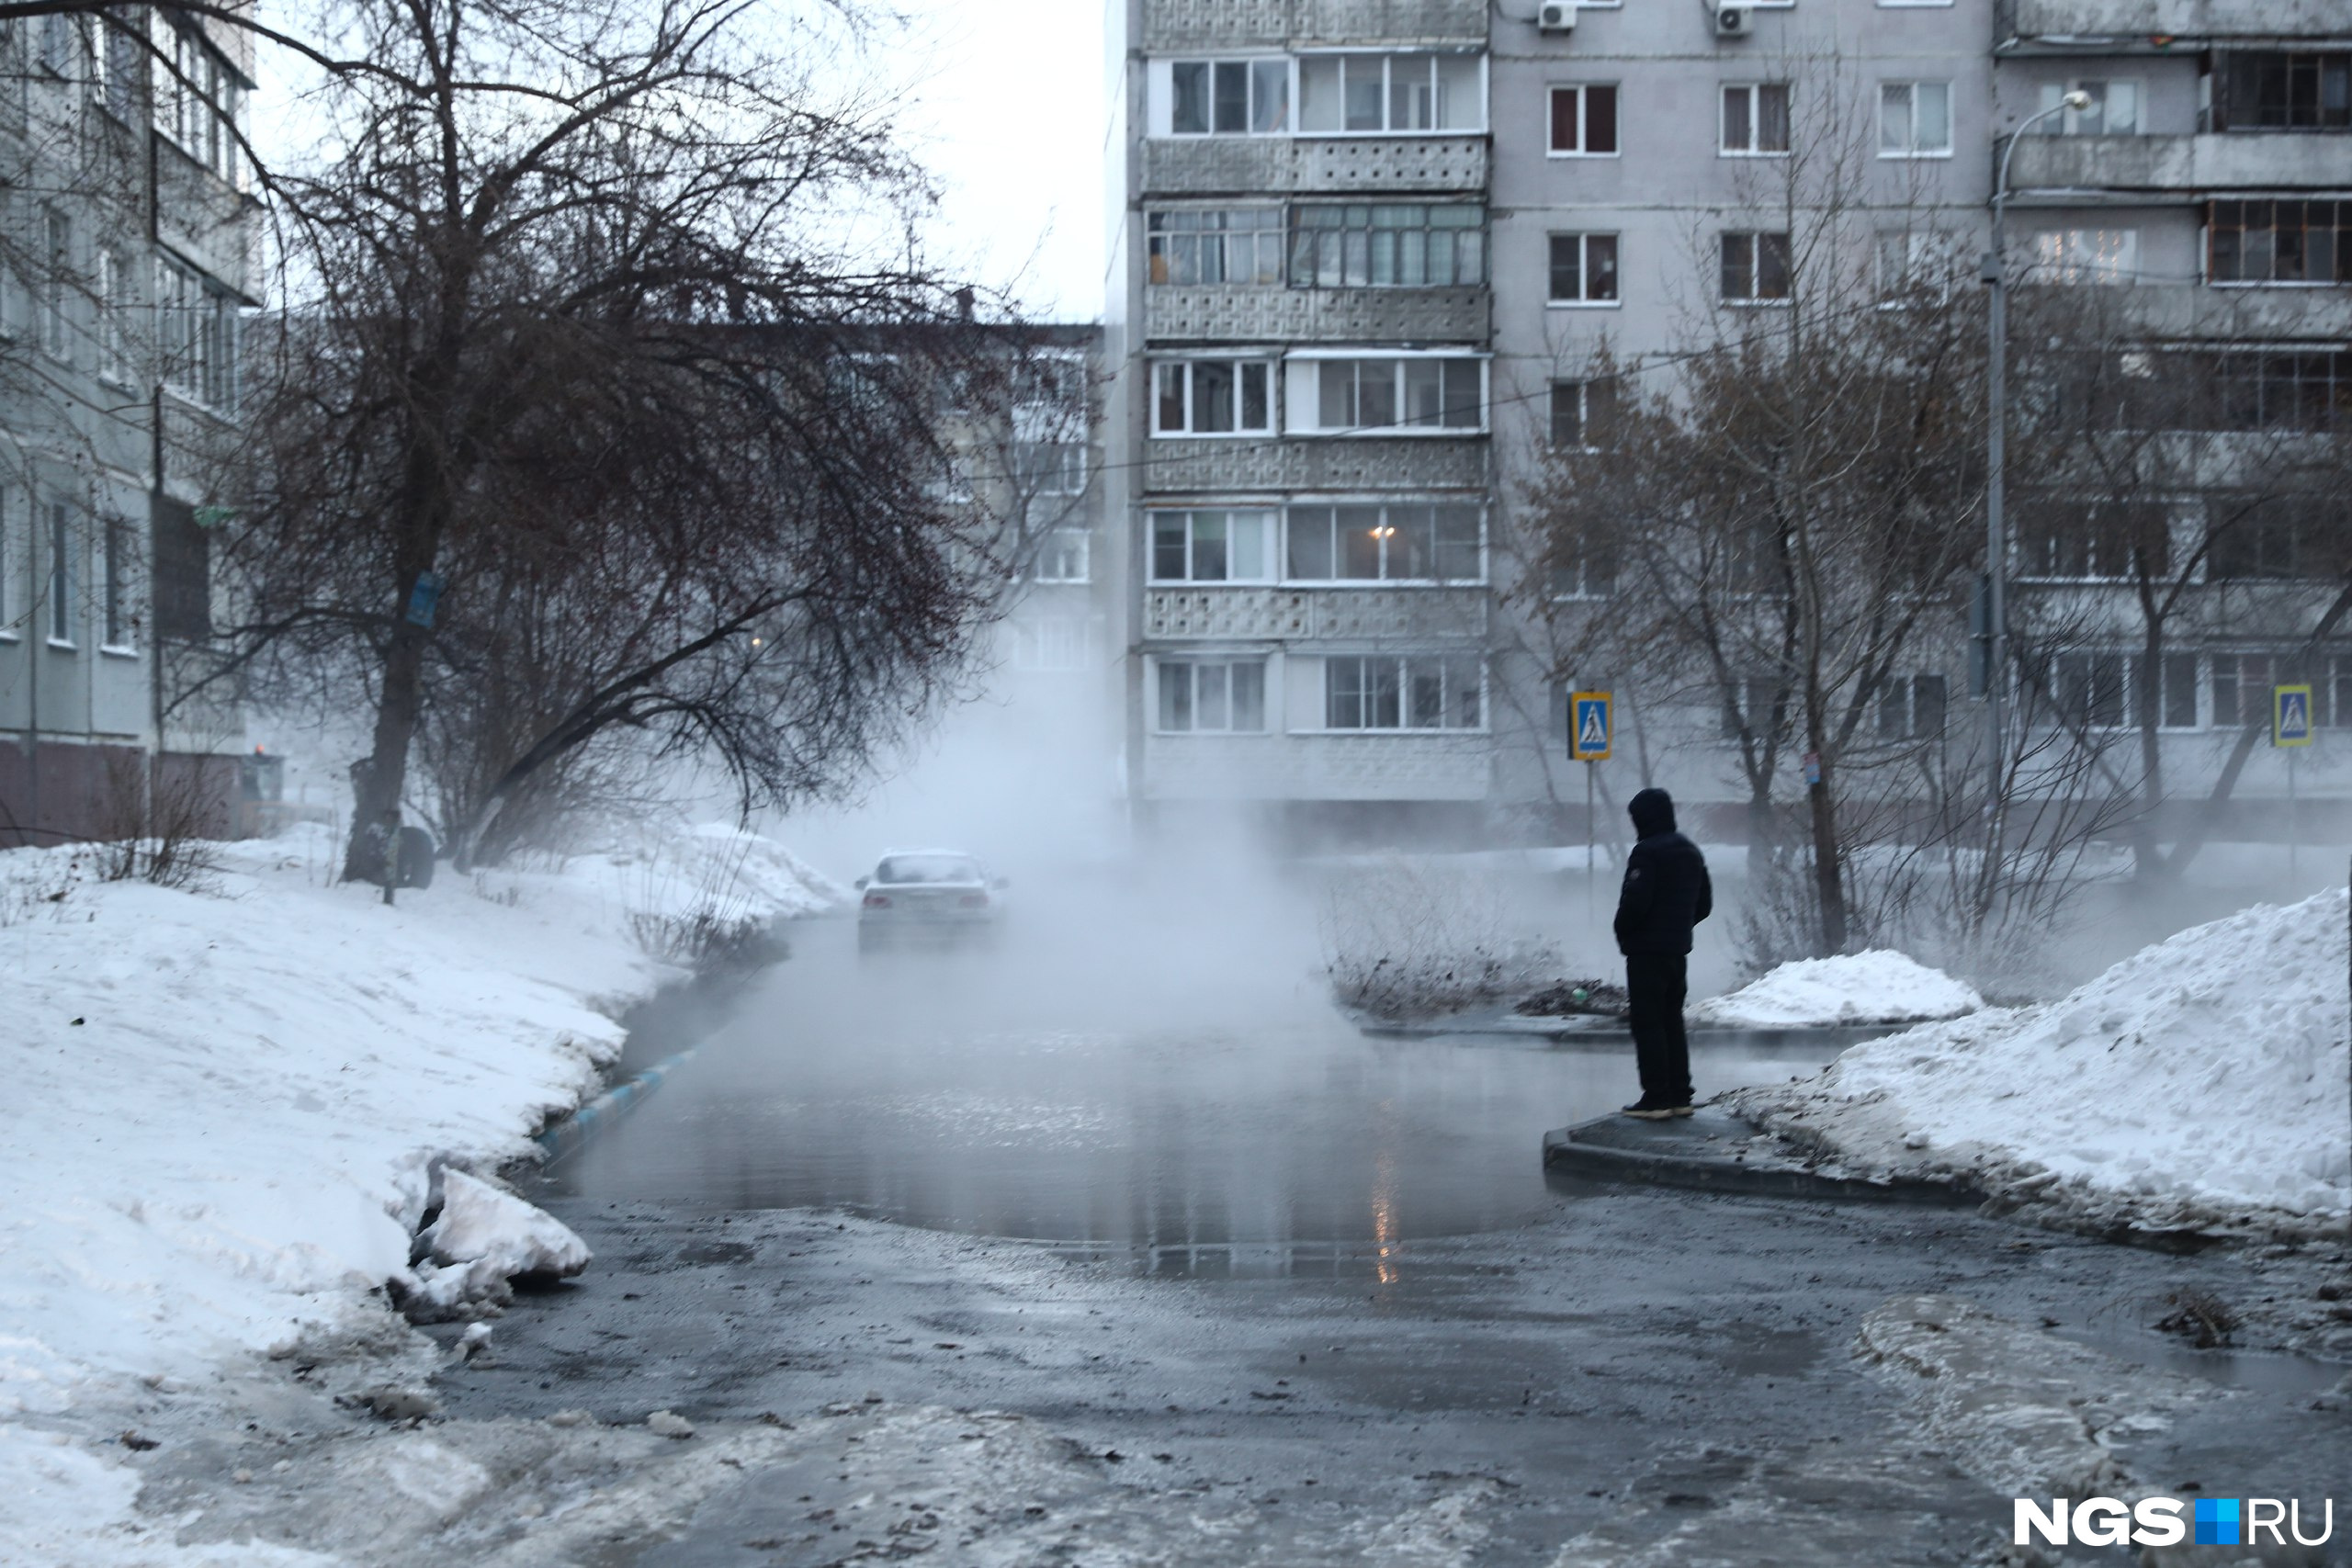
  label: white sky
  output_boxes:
[250,1,1111,325]
[887,0,1109,323]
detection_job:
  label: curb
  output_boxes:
[1542,1115,1984,1207]
[536,1043,702,1166]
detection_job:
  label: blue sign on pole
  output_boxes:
[1570,691,1612,761]
[2274,684,2312,748]
[404,570,446,629]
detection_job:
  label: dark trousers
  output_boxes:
[1625,952,1692,1107]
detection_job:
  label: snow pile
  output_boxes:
[1691,950,1983,1028]
[1731,891,2352,1238]
[0,823,737,1560]
[563,821,847,929]
[397,1170,593,1322]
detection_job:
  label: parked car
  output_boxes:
[855,850,1007,952]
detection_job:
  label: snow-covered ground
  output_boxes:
[1691,951,1984,1029]
[0,823,838,1564]
[1730,892,2352,1239]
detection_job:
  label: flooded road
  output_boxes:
[554,900,1836,1257]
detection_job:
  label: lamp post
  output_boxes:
[1982,90,2091,819]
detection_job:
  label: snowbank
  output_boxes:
[0,819,828,1561]
[563,821,847,927]
[1731,891,2352,1238]
[1691,950,1983,1029]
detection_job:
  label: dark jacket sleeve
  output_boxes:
[1612,845,1653,954]
[1694,853,1713,927]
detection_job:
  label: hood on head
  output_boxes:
[1628,787,1676,838]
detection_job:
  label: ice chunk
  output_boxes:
[419,1169,591,1279]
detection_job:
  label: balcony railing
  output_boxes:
[1999,0,2345,45]
[1145,0,1487,51]
[1147,284,1487,344]
[1141,136,1488,199]
[1141,434,1487,493]
[2001,132,2350,196]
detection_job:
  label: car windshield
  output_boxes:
[874,854,984,886]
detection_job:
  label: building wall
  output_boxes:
[0,15,253,847]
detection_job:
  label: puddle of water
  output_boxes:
[2055,1326,2347,1397]
[552,921,1830,1249]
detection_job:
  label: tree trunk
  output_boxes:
[1807,763,1849,954]
[342,600,431,882]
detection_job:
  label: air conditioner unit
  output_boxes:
[1537,1,1577,30]
[1714,6,1752,37]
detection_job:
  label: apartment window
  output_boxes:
[102,16,139,120]
[1152,358,1272,435]
[96,248,129,385]
[101,515,130,648]
[2213,51,2352,131]
[1297,52,1482,134]
[1548,85,1618,154]
[1296,356,1483,433]
[1874,230,1951,301]
[1721,85,1790,154]
[1016,618,1092,672]
[1872,674,1949,741]
[2322,654,2352,729]
[1548,531,1620,599]
[1286,503,1481,582]
[2211,349,2352,430]
[2207,493,2352,580]
[1720,231,1792,302]
[1032,528,1090,584]
[1547,233,1619,304]
[1148,209,1285,286]
[1159,660,1267,732]
[46,501,72,645]
[158,260,242,411]
[1722,677,1790,740]
[158,25,243,186]
[2046,650,2128,729]
[1288,204,1487,288]
[1169,58,1290,135]
[0,490,18,637]
[2210,201,2351,286]
[2211,652,2276,728]
[2030,229,2138,285]
[40,209,69,361]
[1012,440,1085,496]
[37,12,77,75]
[1549,379,1618,450]
[1150,509,1278,582]
[1324,654,1482,731]
[1879,82,1951,156]
[2037,79,2140,135]
[2018,498,2170,580]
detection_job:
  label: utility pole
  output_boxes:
[1981,92,2089,822]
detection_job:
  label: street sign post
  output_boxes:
[2276,685,2312,878]
[1569,692,1612,919]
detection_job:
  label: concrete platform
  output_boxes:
[1542,1106,1984,1206]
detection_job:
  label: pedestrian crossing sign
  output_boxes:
[2274,684,2312,748]
[1570,691,1612,761]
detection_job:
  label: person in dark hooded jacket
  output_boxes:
[1612,787,1712,1119]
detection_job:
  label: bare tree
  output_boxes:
[1517,55,1989,958]
[204,0,1029,879]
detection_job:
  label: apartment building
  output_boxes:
[1110,0,2347,849]
[1105,0,1502,846]
[0,10,253,848]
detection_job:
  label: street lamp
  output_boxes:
[1981,89,2092,820]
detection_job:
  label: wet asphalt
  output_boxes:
[431,891,2350,1565]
